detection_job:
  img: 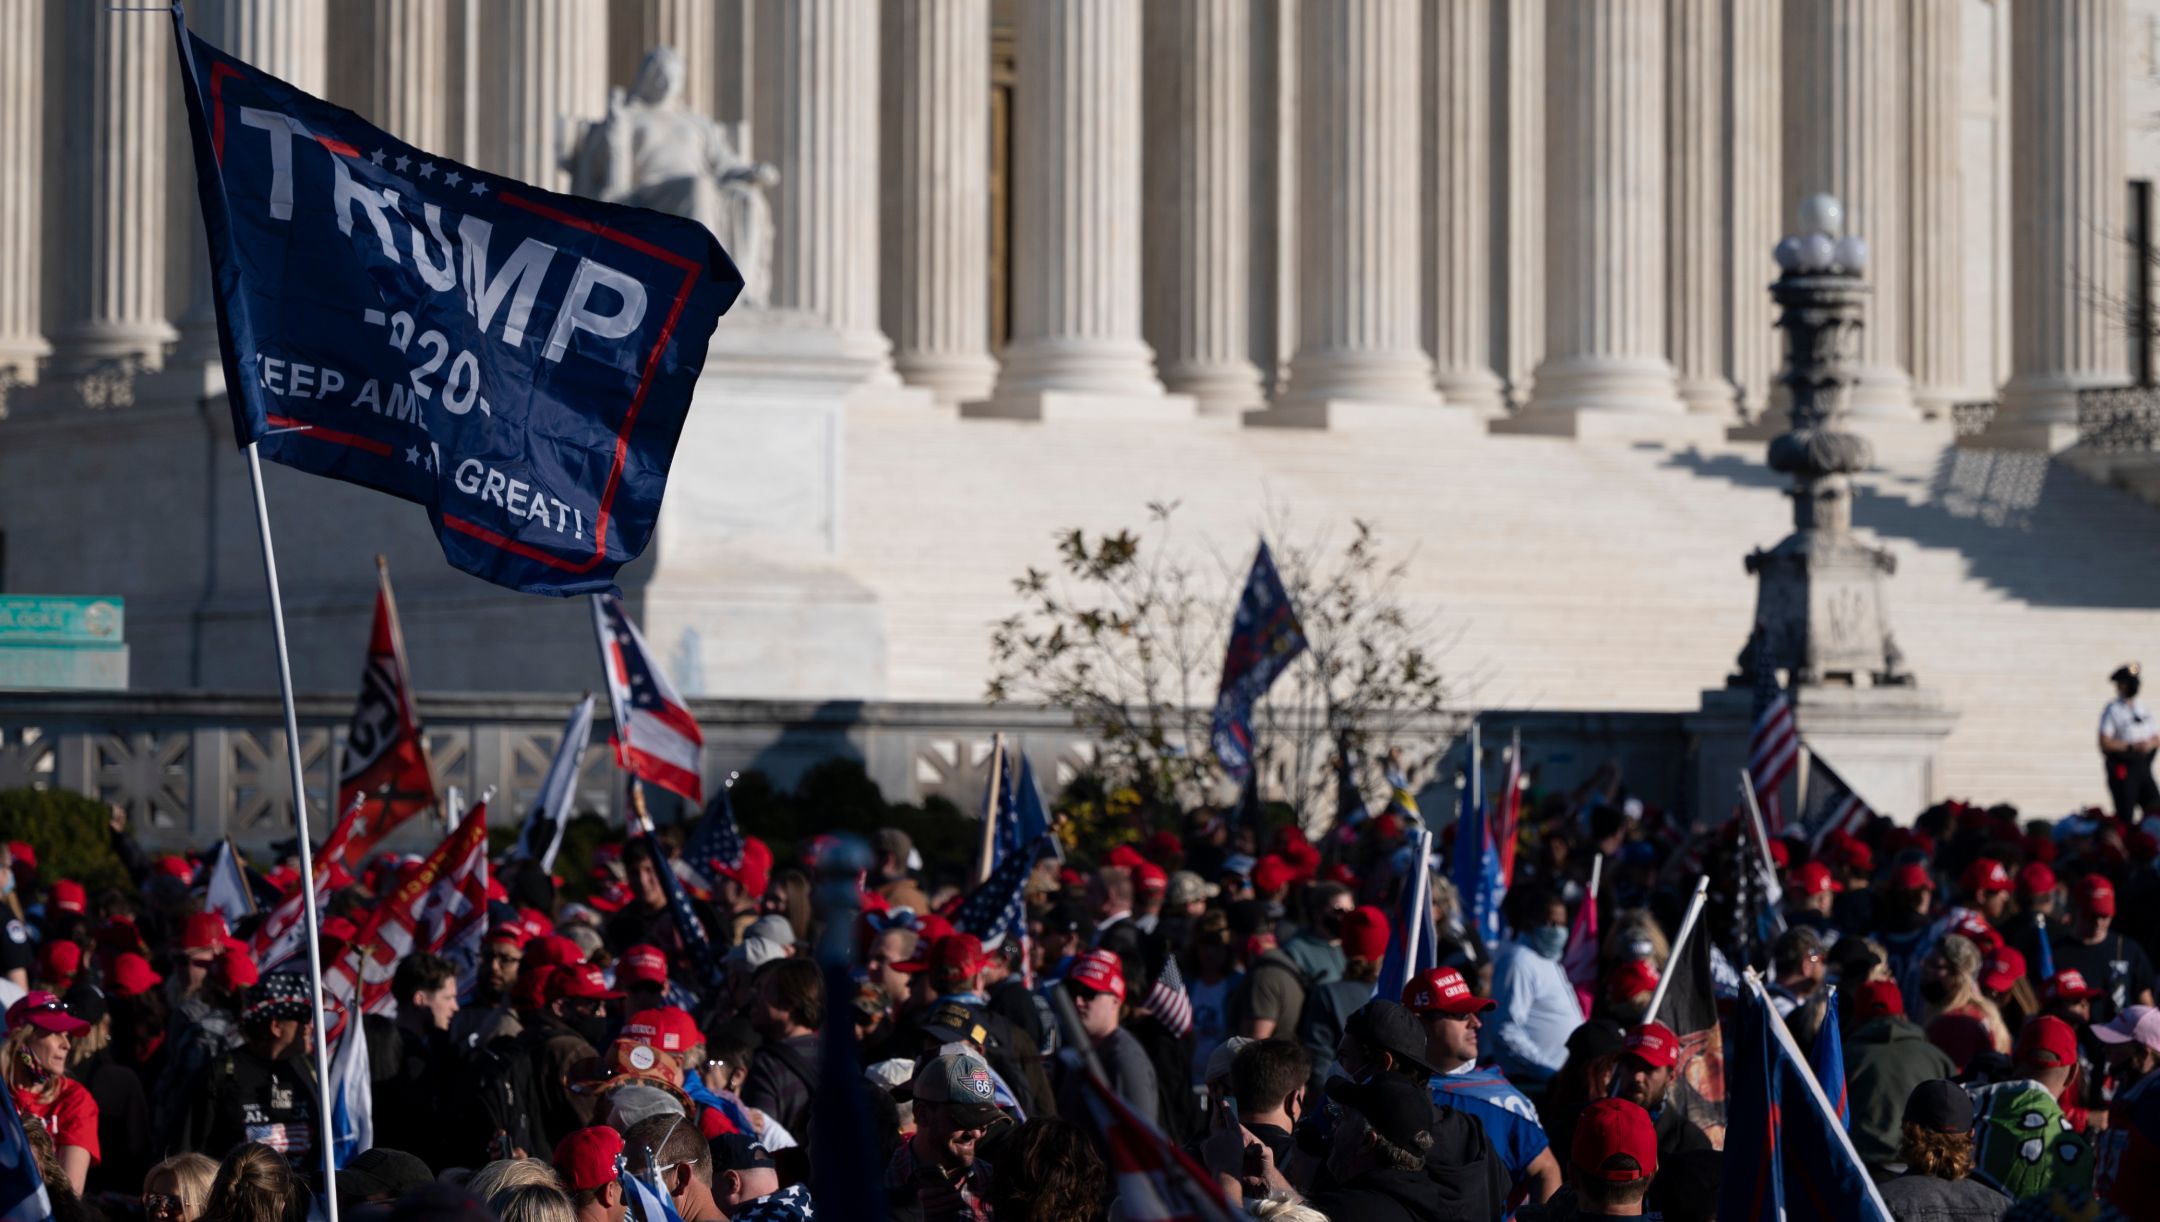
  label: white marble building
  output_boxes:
[10,0,2160,813]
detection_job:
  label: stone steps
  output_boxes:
[841,411,2160,813]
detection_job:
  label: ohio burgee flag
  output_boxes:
[173,15,743,595]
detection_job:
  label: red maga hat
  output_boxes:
[1339,905,1391,963]
[1402,967,1496,1017]
[2047,969,2104,1003]
[6,991,87,1036]
[1572,1098,1658,1182]
[1065,949,1126,1002]
[1791,862,1841,897]
[616,945,669,988]
[1856,979,1906,1020]
[1979,946,2027,995]
[1891,863,1936,893]
[1606,958,1661,1002]
[2076,875,2117,917]
[549,963,624,1003]
[1961,859,2012,894]
[1623,1021,1680,1069]
[106,952,163,997]
[552,1126,625,1194]
[2016,1015,2079,1068]
[620,1006,702,1054]
[2017,862,2057,896]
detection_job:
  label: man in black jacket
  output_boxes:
[740,957,822,1181]
[1309,1073,1450,1222]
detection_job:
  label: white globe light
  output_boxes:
[1798,192,1845,239]
[1774,236,1802,272]
[1799,232,1836,273]
[1833,234,1870,275]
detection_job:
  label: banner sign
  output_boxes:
[176,26,743,595]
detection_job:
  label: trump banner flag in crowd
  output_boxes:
[175,19,743,596]
[1210,542,1307,781]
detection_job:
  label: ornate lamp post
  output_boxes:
[1740,193,1911,687]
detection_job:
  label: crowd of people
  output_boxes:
[7,756,2160,1222]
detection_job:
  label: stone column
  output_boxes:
[358,1,448,154]
[1907,0,1964,419]
[1666,0,1733,418]
[611,0,715,118]
[881,0,997,406]
[1785,0,1917,419]
[757,0,896,379]
[0,0,49,380]
[481,0,607,191]
[1725,0,1780,420]
[1425,1,1504,413]
[1498,0,1544,410]
[173,1,329,368]
[48,3,177,377]
[1147,0,1263,415]
[1259,0,1437,426]
[976,0,1173,418]
[1511,0,1688,434]
[1989,0,2127,450]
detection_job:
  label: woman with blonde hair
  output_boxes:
[3,990,97,1194]
[142,1152,219,1222]
[201,1142,307,1222]
[465,1156,563,1202]
[1920,934,2012,1070]
[490,1183,578,1222]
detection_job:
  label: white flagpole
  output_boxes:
[1642,874,1712,1029]
[976,733,1005,887]
[243,444,340,1220]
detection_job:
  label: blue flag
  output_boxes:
[1374,830,1438,1002]
[0,1062,50,1222]
[2034,912,2057,982]
[988,745,1053,867]
[1721,974,1892,1221]
[1210,543,1307,780]
[640,823,723,990]
[174,21,742,596]
[957,834,1051,950]
[510,694,595,873]
[328,996,373,1167]
[1811,984,1849,1130]
[622,1158,687,1222]
[1451,738,1503,944]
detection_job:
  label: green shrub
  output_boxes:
[0,789,131,896]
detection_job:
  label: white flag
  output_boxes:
[513,695,595,875]
[203,841,255,928]
[329,995,373,1168]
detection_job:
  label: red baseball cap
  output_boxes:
[620,1006,703,1055]
[2017,862,2058,896]
[2047,969,2104,1003]
[154,855,194,882]
[534,935,588,969]
[1979,946,2026,995]
[1065,949,1126,1002]
[37,941,80,984]
[895,933,992,981]
[1606,958,1661,1003]
[1791,862,1841,896]
[2016,1015,2079,1068]
[6,991,87,1036]
[1251,856,1294,896]
[1961,859,2012,894]
[485,925,529,948]
[181,912,230,956]
[1857,979,1906,1019]
[616,945,669,988]
[1339,905,1391,963]
[549,963,625,1003]
[2076,875,2117,916]
[553,1126,625,1194]
[1402,967,1496,1016]
[1623,1021,1680,1069]
[220,946,259,990]
[106,952,163,997]
[7,843,34,871]
[1572,1098,1658,1182]
[1948,912,2002,953]
[1134,862,1167,893]
[1892,863,1936,892]
[47,879,84,915]
[1833,838,1875,874]
[1767,839,1790,868]
[513,964,557,1011]
[1107,845,1148,871]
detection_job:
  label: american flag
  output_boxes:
[1145,953,1193,1038]
[1747,631,1798,834]
[1077,1064,1237,1222]
[1799,748,1874,853]
[682,773,746,889]
[591,593,704,806]
[954,832,1048,951]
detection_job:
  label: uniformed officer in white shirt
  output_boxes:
[2100,663,2160,821]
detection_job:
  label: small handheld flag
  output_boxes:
[1799,748,1877,852]
[174,25,742,595]
[1562,855,1602,1018]
[1451,727,1504,945]
[1810,984,1849,1130]
[1210,543,1307,781]
[592,593,704,806]
[331,566,438,866]
[204,840,256,928]
[510,694,596,874]
[1746,628,1799,833]
[1374,830,1438,1002]
[328,993,373,1167]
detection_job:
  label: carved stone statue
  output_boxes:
[564,47,777,309]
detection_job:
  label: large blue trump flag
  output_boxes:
[1721,973,1891,1221]
[173,18,743,596]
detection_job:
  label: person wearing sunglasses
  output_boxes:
[140,1151,216,1222]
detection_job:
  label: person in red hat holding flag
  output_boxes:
[1403,966,1562,1206]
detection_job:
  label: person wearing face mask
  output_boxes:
[517,963,623,1150]
[1283,883,1354,987]
[1481,886,1579,1086]
[1405,966,1561,1207]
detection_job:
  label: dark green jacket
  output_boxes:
[1845,1016,1957,1169]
